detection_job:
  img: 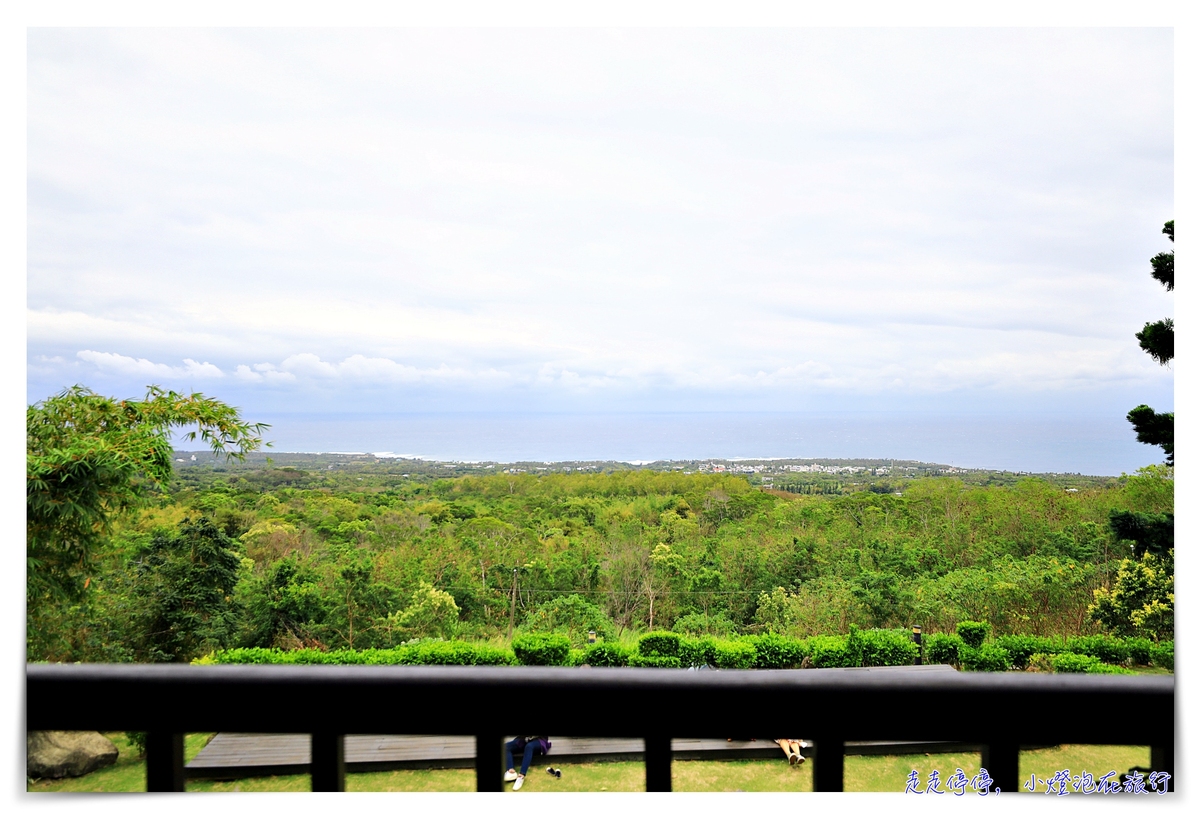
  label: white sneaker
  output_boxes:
[513,775,524,791]
[504,770,518,782]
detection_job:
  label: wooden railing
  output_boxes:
[26,663,1174,792]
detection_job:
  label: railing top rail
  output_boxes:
[25,661,1175,694]
[27,663,1173,746]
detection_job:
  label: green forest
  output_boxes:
[27,448,1174,665]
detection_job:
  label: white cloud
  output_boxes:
[77,350,224,379]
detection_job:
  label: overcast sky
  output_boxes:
[27,27,1174,417]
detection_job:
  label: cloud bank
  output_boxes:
[27,28,1173,416]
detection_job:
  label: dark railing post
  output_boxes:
[145,731,185,792]
[1151,742,1174,792]
[644,735,672,792]
[981,741,1019,793]
[311,732,345,791]
[476,734,504,792]
[812,737,843,791]
[912,626,923,665]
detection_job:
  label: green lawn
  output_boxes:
[28,736,1150,793]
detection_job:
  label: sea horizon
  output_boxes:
[187,411,1162,477]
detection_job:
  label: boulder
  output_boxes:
[27,731,119,779]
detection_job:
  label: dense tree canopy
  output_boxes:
[26,457,1175,663]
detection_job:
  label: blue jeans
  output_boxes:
[505,738,544,776]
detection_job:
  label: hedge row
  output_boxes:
[583,626,919,670]
[202,630,1172,674]
[203,641,517,666]
[926,632,1173,671]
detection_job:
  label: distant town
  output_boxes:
[170,450,1112,493]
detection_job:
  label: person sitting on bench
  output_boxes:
[504,736,551,790]
[775,738,805,766]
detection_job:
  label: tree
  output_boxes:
[1088,552,1173,640]
[129,517,246,662]
[27,385,268,599]
[1127,220,1174,464]
[383,581,461,643]
[1108,509,1173,559]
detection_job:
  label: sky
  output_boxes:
[27,27,1173,420]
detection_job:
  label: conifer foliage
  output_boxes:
[1127,220,1174,463]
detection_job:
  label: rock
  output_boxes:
[27,731,119,779]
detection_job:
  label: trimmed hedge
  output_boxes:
[751,633,806,669]
[201,630,1169,673]
[712,640,756,669]
[678,636,717,668]
[956,621,990,649]
[925,633,965,666]
[1048,652,1103,673]
[628,654,682,668]
[992,635,1065,669]
[993,634,1168,669]
[1030,652,1133,675]
[583,642,630,667]
[960,644,1011,672]
[1125,637,1154,666]
[512,633,570,666]
[1065,635,1129,666]
[860,629,920,667]
[638,631,682,658]
[1150,641,1174,670]
[203,642,517,666]
[807,635,855,668]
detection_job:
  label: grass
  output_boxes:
[27,732,215,793]
[28,738,1150,793]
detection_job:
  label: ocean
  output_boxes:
[226,412,1160,476]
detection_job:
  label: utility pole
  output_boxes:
[507,567,518,641]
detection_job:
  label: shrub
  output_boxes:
[124,732,148,758]
[678,635,717,668]
[993,635,1065,669]
[583,642,630,667]
[1086,662,1134,675]
[566,648,587,667]
[956,621,990,649]
[751,632,805,669]
[1026,653,1056,673]
[711,639,756,669]
[1049,652,1103,673]
[1066,635,1129,665]
[627,654,682,668]
[405,641,515,666]
[844,624,865,667]
[1150,641,1174,670]
[807,635,854,668]
[960,644,1010,672]
[860,629,920,667]
[925,633,965,666]
[638,631,682,658]
[512,633,571,666]
[1124,637,1154,666]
